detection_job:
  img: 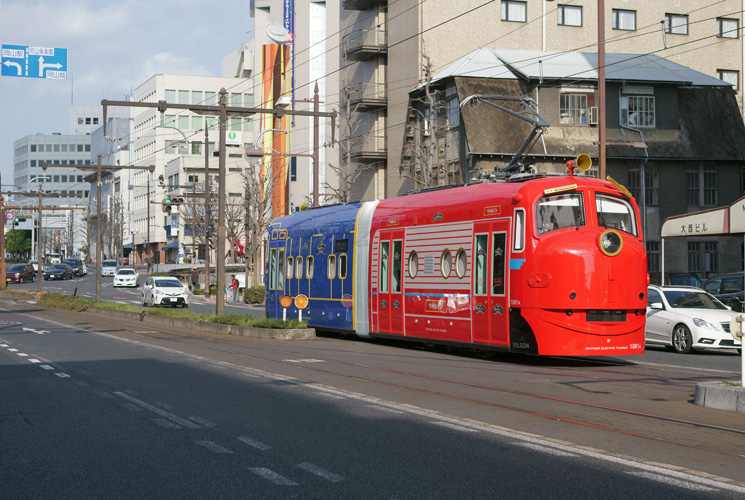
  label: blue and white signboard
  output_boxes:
[1,44,68,80]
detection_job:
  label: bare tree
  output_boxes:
[242,160,274,287]
[400,51,451,189]
[322,81,376,204]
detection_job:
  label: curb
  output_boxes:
[86,307,316,340]
[694,381,745,413]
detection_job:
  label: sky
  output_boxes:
[0,0,255,186]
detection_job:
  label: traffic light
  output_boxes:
[161,198,170,212]
[158,175,165,188]
[171,197,183,205]
[13,216,26,226]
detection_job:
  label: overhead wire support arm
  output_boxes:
[460,94,550,174]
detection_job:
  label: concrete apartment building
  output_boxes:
[341,0,745,199]
[128,74,255,265]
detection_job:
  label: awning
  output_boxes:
[123,243,133,249]
[163,241,179,250]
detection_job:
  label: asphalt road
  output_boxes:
[5,269,264,316]
[1,298,744,499]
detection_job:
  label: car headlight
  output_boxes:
[693,318,720,331]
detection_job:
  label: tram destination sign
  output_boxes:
[1,44,68,80]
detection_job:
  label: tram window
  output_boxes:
[287,256,294,279]
[492,234,506,296]
[441,249,452,279]
[392,241,402,293]
[277,249,285,290]
[455,249,468,278]
[306,255,314,279]
[380,241,390,293]
[296,256,303,279]
[536,193,584,234]
[408,251,419,279]
[339,254,347,279]
[328,255,337,279]
[513,208,526,251]
[475,235,488,295]
[596,194,637,236]
[269,248,277,290]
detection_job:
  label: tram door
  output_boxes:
[376,230,404,335]
[472,221,510,345]
[267,238,286,319]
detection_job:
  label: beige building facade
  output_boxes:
[341,0,745,199]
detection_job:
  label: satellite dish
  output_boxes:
[264,22,292,44]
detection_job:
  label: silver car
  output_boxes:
[101,260,118,276]
[141,277,189,308]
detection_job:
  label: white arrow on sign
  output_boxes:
[38,56,62,76]
[3,59,22,75]
[22,327,50,335]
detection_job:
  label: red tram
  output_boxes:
[266,161,648,356]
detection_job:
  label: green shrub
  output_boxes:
[244,285,265,304]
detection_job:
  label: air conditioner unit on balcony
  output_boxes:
[587,107,599,125]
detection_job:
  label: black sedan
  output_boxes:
[6,264,35,283]
[43,263,73,280]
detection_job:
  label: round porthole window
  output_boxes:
[408,251,419,279]
[455,249,467,278]
[440,249,452,279]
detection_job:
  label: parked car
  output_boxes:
[702,272,744,312]
[141,277,189,308]
[43,263,73,281]
[101,260,118,276]
[63,258,86,277]
[28,259,40,273]
[646,285,741,353]
[113,267,138,287]
[7,264,35,283]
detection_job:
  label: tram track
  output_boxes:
[20,306,745,465]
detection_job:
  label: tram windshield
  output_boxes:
[596,194,638,236]
[536,193,584,234]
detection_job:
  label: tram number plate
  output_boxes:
[586,310,626,322]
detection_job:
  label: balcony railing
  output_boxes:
[342,29,387,61]
[350,134,387,160]
[342,0,386,11]
[347,83,387,111]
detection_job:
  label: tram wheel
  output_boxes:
[672,324,693,354]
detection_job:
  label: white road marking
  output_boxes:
[514,442,579,457]
[0,344,8,347]
[628,472,716,492]
[54,373,70,378]
[248,468,298,486]
[40,365,55,370]
[283,359,325,363]
[297,462,344,483]
[188,416,217,427]
[195,440,234,454]
[16,353,29,357]
[113,391,200,429]
[237,436,271,451]
[152,418,181,429]
[430,421,478,433]
[7,348,18,352]
[28,359,41,363]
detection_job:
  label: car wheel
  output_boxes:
[142,296,147,307]
[672,324,693,354]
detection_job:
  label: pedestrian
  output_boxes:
[229,274,239,303]
[146,256,152,274]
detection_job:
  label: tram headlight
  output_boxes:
[598,229,623,257]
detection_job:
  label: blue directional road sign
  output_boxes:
[1,44,67,80]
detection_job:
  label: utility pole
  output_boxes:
[204,127,211,299]
[217,89,227,314]
[43,158,154,302]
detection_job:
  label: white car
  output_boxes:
[141,276,189,308]
[646,285,742,353]
[113,267,138,287]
